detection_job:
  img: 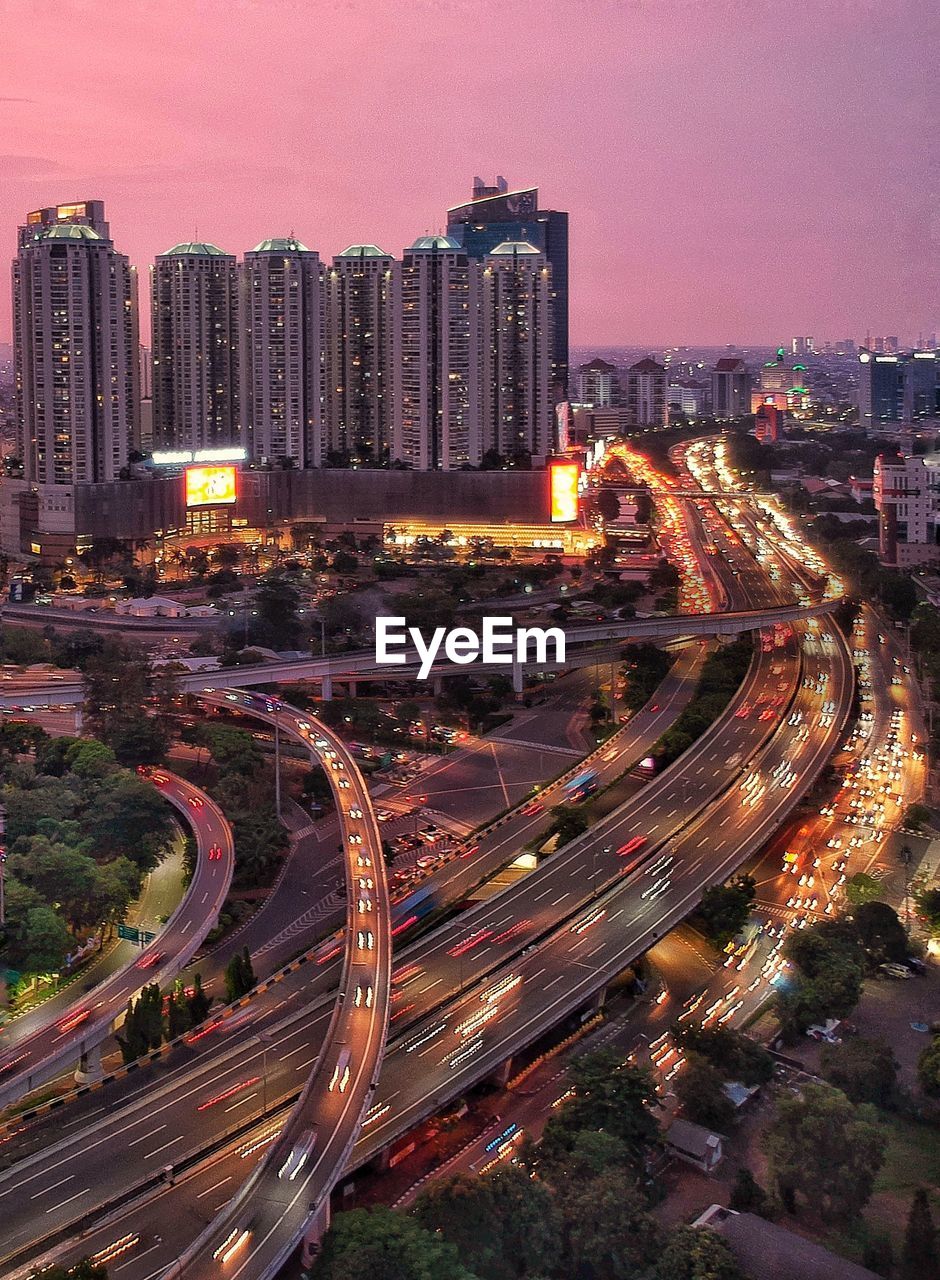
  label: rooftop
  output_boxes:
[695,1206,880,1280]
[489,240,541,256]
[34,224,104,242]
[161,242,230,257]
[336,243,389,258]
[408,234,461,251]
[250,237,312,254]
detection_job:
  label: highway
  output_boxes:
[0,770,235,1111]
[166,692,392,1279]
[0,439,853,1279]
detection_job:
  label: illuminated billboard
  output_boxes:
[549,461,580,523]
[185,464,237,508]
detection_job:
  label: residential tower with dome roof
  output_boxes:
[12,200,139,487]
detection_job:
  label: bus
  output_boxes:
[563,769,599,803]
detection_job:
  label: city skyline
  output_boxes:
[2,0,939,348]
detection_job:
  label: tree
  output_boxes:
[674,1055,736,1131]
[165,980,193,1040]
[562,1169,661,1280]
[415,1166,558,1280]
[254,572,303,648]
[224,947,256,1002]
[529,1052,661,1185]
[83,774,175,871]
[694,874,756,947]
[187,972,213,1025]
[904,803,932,833]
[845,872,882,907]
[917,1037,940,1097]
[595,488,622,525]
[16,905,72,973]
[820,1037,899,1107]
[729,1166,769,1216]
[314,1206,477,1280]
[653,1227,747,1280]
[763,1084,887,1221]
[917,886,940,932]
[852,901,909,966]
[196,724,263,776]
[901,1188,940,1280]
[672,1025,773,1086]
[549,804,589,845]
[777,919,867,1037]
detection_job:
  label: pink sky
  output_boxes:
[1,0,938,346]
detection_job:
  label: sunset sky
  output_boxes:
[1,0,938,346]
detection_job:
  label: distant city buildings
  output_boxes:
[711,357,751,419]
[857,349,940,428]
[625,358,668,427]
[754,348,810,412]
[12,201,138,485]
[576,357,621,408]
[791,336,814,357]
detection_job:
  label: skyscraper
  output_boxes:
[242,237,324,467]
[857,349,940,426]
[325,245,398,464]
[711,357,751,418]
[152,242,240,451]
[480,242,554,463]
[394,236,477,471]
[447,177,569,399]
[625,358,668,427]
[13,200,138,484]
[577,358,621,408]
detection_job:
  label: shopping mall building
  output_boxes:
[0,456,594,565]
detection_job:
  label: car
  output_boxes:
[348,807,363,819]
[905,956,928,974]
[136,950,165,970]
[208,844,223,861]
[617,835,648,858]
[880,962,913,980]
[520,800,544,816]
[188,796,204,809]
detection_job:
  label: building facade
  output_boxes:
[447,177,569,399]
[577,357,621,408]
[152,242,240,452]
[872,450,940,566]
[480,241,553,463]
[711,357,751,418]
[12,201,138,485]
[857,350,940,428]
[325,245,398,464]
[625,358,667,427]
[395,236,478,471]
[241,238,324,467]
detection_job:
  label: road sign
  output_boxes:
[118,924,141,944]
[140,930,156,945]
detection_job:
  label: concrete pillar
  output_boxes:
[300,1199,332,1272]
[321,673,333,702]
[432,675,444,698]
[489,1055,514,1088]
[74,1042,104,1084]
[74,706,84,733]
[511,660,524,697]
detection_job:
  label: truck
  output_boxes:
[563,769,599,803]
[391,884,438,936]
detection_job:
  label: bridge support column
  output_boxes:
[511,660,524,697]
[489,1055,515,1088]
[300,1199,332,1273]
[74,706,83,733]
[432,675,444,698]
[321,673,333,701]
[74,1042,104,1085]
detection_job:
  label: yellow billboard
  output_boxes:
[549,461,579,523]
[185,464,237,508]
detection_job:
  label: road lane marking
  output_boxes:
[30,1175,73,1199]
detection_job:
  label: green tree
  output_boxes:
[852,900,909,966]
[901,1188,940,1280]
[224,947,256,1002]
[763,1084,887,1221]
[165,980,193,1040]
[314,1205,477,1280]
[84,774,175,871]
[917,1037,940,1097]
[254,573,303,648]
[653,1227,747,1280]
[672,1025,773,1086]
[562,1169,661,1280]
[549,804,589,845]
[187,972,213,1025]
[777,919,867,1036]
[916,887,940,932]
[694,874,756,947]
[196,724,263,775]
[729,1166,769,1216]
[820,1037,899,1107]
[65,738,119,779]
[17,905,72,973]
[674,1055,736,1131]
[845,872,881,907]
[595,488,622,525]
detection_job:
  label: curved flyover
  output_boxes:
[168,690,392,1279]
[0,771,234,1112]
